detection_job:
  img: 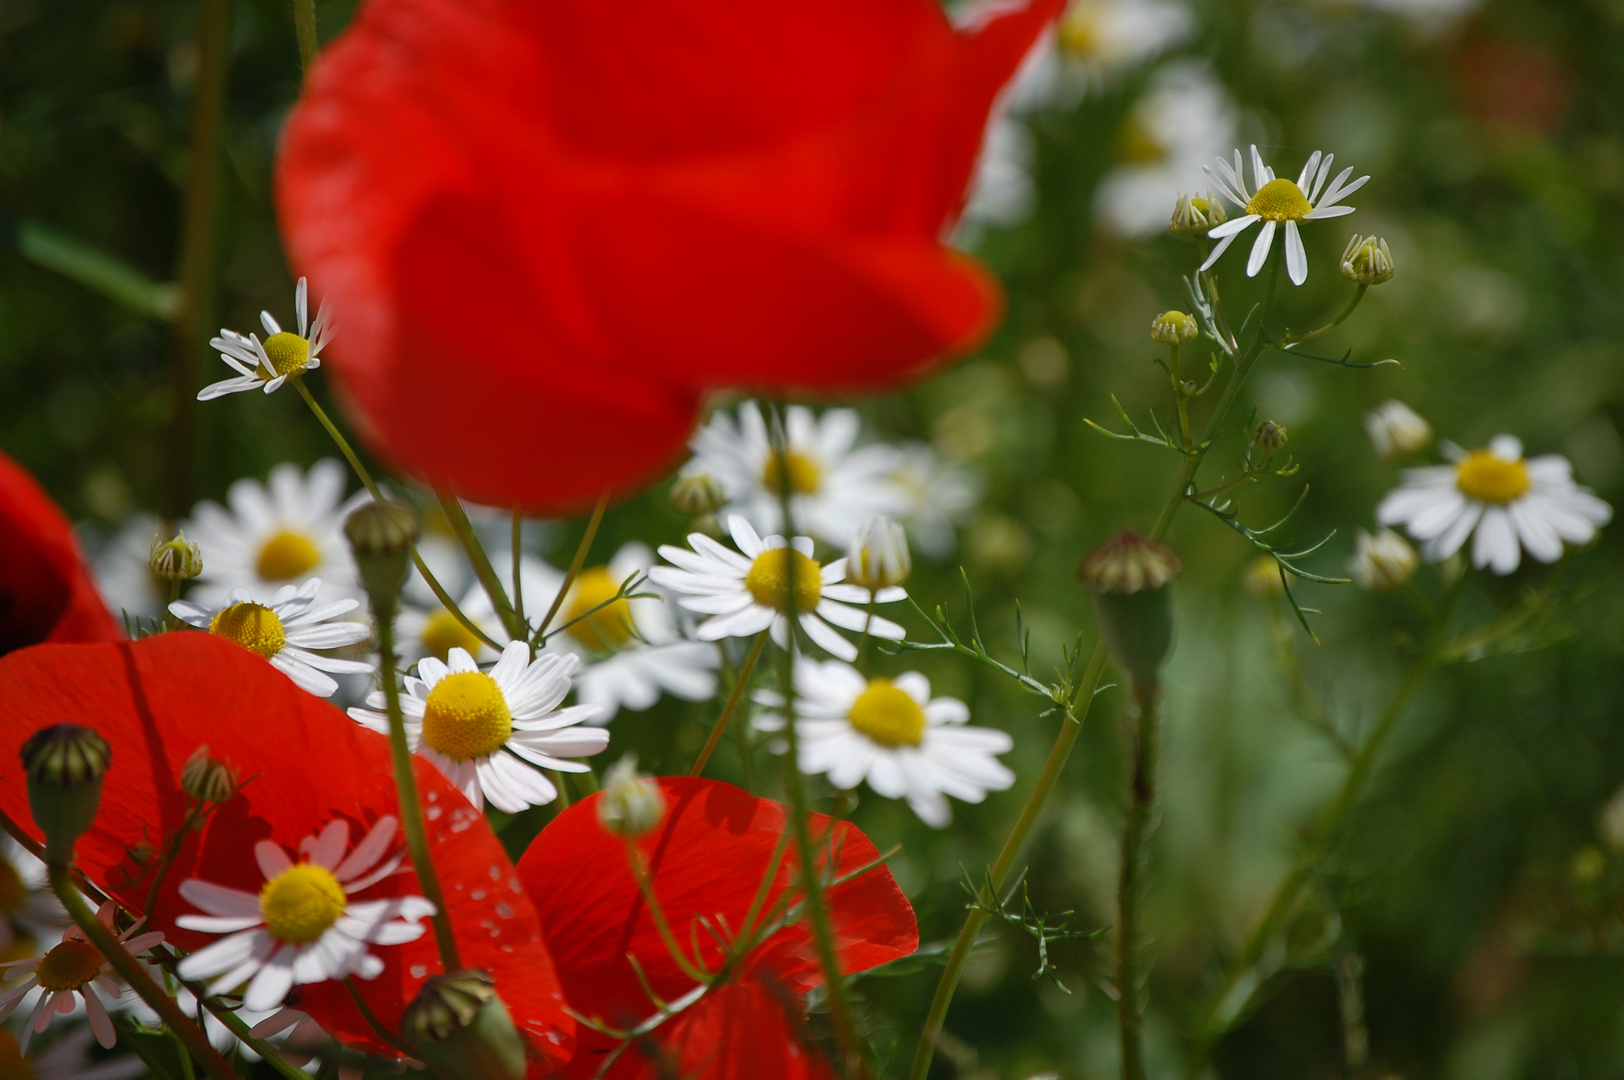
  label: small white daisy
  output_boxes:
[1201,144,1370,285]
[185,459,365,605]
[174,816,432,1012]
[0,838,65,958]
[1376,435,1613,575]
[686,400,908,548]
[170,578,374,698]
[888,444,984,558]
[650,515,907,663]
[1,1024,146,1080]
[348,642,608,813]
[198,277,333,400]
[755,659,1015,828]
[0,901,165,1051]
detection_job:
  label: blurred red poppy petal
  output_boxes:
[0,449,120,656]
[0,634,573,1068]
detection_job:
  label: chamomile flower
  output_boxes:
[186,459,364,605]
[755,659,1015,828]
[889,447,983,559]
[0,1024,146,1080]
[687,401,907,548]
[1376,435,1613,574]
[650,516,906,663]
[174,817,432,1012]
[348,643,608,813]
[0,902,164,1051]
[0,838,64,960]
[170,578,373,698]
[198,278,332,400]
[1201,145,1369,285]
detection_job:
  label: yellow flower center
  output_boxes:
[1118,120,1165,165]
[0,1028,34,1080]
[565,567,635,653]
[419,610,483,662]
[1057,4,1100,57]
[259,863,346,945]
[35,938,103,992]
[421,672,512,761]
[847,679,927,748]
[209,602,286,659]
[1455,449,1530,504]
[261,332,311,377]
[1245,178,1312,222]
[743,549,823,613]
[760,451,821,497]
[0,861,25,916]
[255,529,322,583]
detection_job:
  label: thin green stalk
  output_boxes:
[438,491,526,643]
[1117,680,1161,1080]
[291,0,318,71]
[1275,285,1367,349]
[534,491,611,638]
[376,614,462,971]
[512,510,526,629]
[625,842,710,983]
[690,632,768,777]
[46,865,245,1080]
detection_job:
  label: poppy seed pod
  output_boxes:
[344,500,420,614]
[20,723,110,861]
[1080,532,1181,687]
[403,970,528,1080]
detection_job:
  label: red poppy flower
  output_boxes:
[0,450,120,656]
[517,776,917,1078]
[0,633,573,1071]
[275,0,1061,512]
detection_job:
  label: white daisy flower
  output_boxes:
[1365,399,1433,462]
[0,902,165,1051]
[170,578,373,698]
[650,515,907,664]
[198,277,333,400]
[755,659,1015,828]
[174,816,432,1013]
[348,642,608,813]
[983,0,1193,114]
[686,401,907,548]
[1376,435,1614,575]
[0,838,66,958]
[1201,144,1370,286]
[0,1024,146,1080]
[960,117,1037,235]
[186,459,365,606]
[889,444,984,558]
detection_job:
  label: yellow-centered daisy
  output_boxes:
[1201,145,1369,285]
[199,278,333,400]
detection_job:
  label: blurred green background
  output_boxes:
[4,0,1624,1077]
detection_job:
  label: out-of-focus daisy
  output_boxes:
[348,643,607,813]
[0,1024,146,1080]
[960,118,1037,236]
[170,578,373,698]
[650,516,906,663]
[1377,435,1613,574]
[1202,145,1369,285]
[175,816,432,1012]
[198,278,333,400]
[0,839,64,961]
[186,459,364,605]
[890,447,983,559]
[250,1009,375,1080]
[1348,528,1419,592]
[988,0,1194,114]
[686,401,906,548]
[1365,399,1433,462]
[0,901,164,1051]
[755,659,1015,827]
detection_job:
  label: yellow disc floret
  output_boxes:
[261,332,311,377]
[0,1028,35,1080]
[565,567,635,653]
[848,679,927,748]
[1245,178,1312,222]
[420,610,483,662]
[259,863,346,945]
[744,549,823,613]
[256,529,322,583]
[1455,449,1531,504]
[760,451,822,497]
[35,938,103,992]
[209,602,286,659]
[421,672,513,761]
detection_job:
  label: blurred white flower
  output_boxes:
[889,444,983,558]
[85,514,165,622]
[0,837,65,958]
[2,1024,145,1080]
[990,0,1195,114]
[1365,400,1433,462]
[960,117,1037,233]
[1348,529,1418,592]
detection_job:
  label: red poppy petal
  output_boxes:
[0,634,572,1068]
[0,450,120,656]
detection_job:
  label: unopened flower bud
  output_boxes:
[1150,310,1199,346]
[344,500,420,614]
[669,467,727,516]
[1364,400,1432,462]
[1252,420,1288,454]
[149,532,203,582]
[597,756,666,840]
[1348,529,1418,593]
[180,746,238,805]
[403,970,526,1080]
[1080,532,1180,687]
[1169,192,1227,239]
[846,516,911,591]
[21,724,110,861]
[1340,234,1394,285]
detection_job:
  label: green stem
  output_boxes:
[291,0,318,71]
[438,491,526,643]
[534,491,611,639]
[1117,680,1161,1080]
[1275,285,1367,349]
[344,977,417,1057]
[689,632,768,777]
[511,510,526,630]
[46,864,246,1080]
[626,842,710,983]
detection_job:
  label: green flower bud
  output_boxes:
[344,500,420,614]
[1169,192,1227,240]
[597,756,666,840]
[669,468,727,516]
[1080,532,1180,687]
[403,970,527,1080]
[21,724,110,861]
[1339,234,1394,285]
[1252,419,1288,453]
[846,516,911,591]
[149,531,203,582]
[180,745,238,805]
[1150,310,1199,346]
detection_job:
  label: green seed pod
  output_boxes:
[403,970,528,1080]
[1252,419,1288,454]
[21,724,110,861]
[344,500,420,615]
[1080,532,1181,687]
